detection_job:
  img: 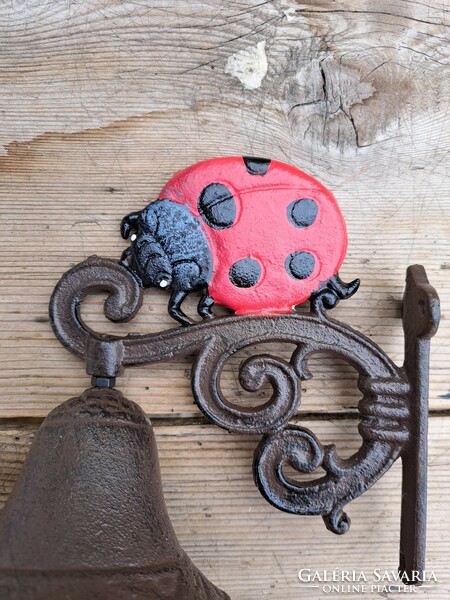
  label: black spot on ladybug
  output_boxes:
[229,258,262,288]
[198,183,236,230]
[242,156,271,176]
[285,251,315,280]
[287,198,318,228]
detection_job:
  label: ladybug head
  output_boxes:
[121,209,172,290]
[120,210,141,240]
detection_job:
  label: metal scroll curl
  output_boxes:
[49,256,143,359]
[191,310,411,533]
[51,256,411,534]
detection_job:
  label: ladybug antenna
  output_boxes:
[328,274,360,300]
[120,211,141,239]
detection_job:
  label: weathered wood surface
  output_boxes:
[0,1,448,598]
[0,0,448,418]
[0,418,449,599]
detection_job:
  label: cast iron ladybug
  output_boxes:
[120,156,359,326]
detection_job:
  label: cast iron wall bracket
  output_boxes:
[49,255,440,585]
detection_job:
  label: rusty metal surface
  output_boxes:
[47,256,439,585]
[400,265,440,584]
[0,387,229,600]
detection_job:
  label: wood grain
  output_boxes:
[0,2,448,597]
[0,417,449,599]
[0,2,448,417]
[0,104,448,417]
[0,1,448,153]
[0,1,448,418]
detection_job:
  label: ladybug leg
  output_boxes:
[168,289,194,327]
[118,247,145,286]
[197,286,214,319]
[328,273,360,300]
[310,274,360,315]
[119,246,132,265]
[310,287,340,313]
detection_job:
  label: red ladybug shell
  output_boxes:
[159,157,348,315]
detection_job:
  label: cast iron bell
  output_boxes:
[0,387,229,600]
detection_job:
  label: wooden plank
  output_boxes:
[0,417,449,598]
[0,104,448,417]
[0,1,448,418]
[0,3,448,597]
[0,1,448,153]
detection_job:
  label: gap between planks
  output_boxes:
[0,409,449,428]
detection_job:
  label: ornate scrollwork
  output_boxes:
[253,422,404,534]
[192,349,299,434]
[49,256,143,358]
[49,256,436,542]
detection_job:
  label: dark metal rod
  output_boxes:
[399,337,429,584]
[399,265,440,584]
